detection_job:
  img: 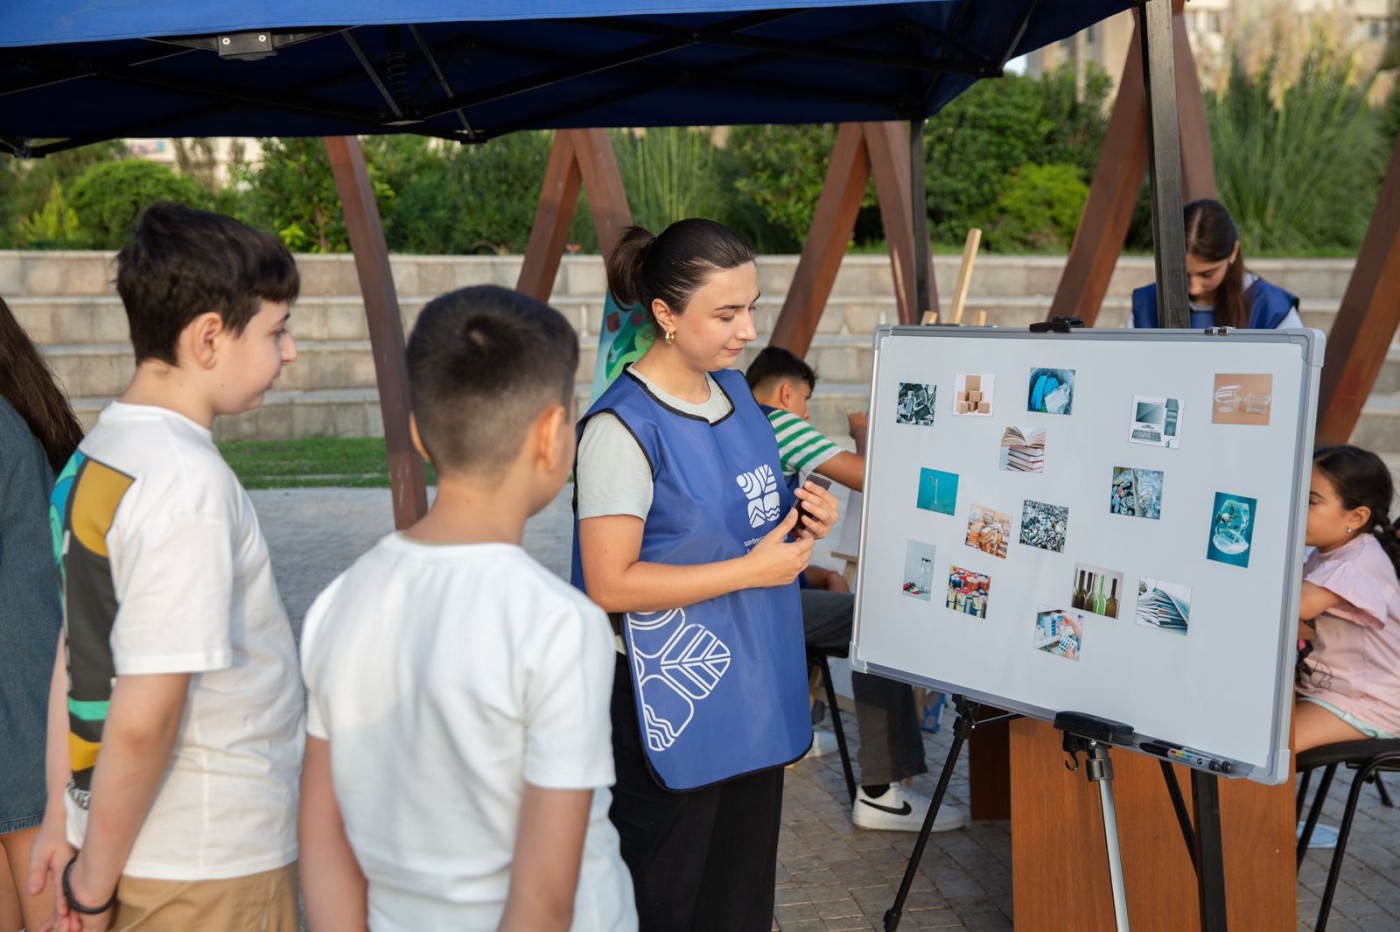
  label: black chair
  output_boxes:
[806,645,857,803]
[1295,738,1400,932]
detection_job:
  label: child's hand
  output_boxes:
[28,815,74,931]
[746,509,815,587]
[847,411,869,453]
[794,481,839,540]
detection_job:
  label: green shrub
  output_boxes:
[68,158,208,249]
[725,123,858,252]
[19,181,86,248]
[233,138,374,253]
[0,141,127,248]
[980,163,1089,252]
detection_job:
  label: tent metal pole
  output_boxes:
[909,117,931,320]
[1138,0,1189,328]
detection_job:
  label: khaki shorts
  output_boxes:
[110,862,298,931]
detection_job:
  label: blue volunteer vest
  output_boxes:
[1131,278,1299,329]
[572,368,811,791]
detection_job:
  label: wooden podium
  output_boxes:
[1008,718,1295,931]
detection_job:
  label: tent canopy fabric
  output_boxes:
[0,0,1133,156]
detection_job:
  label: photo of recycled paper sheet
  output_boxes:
[902,540,937,601]
[999,426,1045,473]
[964,503,1012,559]
[896,382,936,426]
[947,565,991,618]
[1212,373,1272,426]
[915,468,959,515]
[953,373,994,416]
[1135,577,1192,636]
[1128,395,1182,448]
[1034,607,1082,661]
[1206,491,1257,568]
[1027,367,1075,415]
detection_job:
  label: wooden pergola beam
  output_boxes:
[1316,133,1400,444]
[518,129,633,302]
[1047,0,1211,325]
[325,135,428,529]
[771,121,937,356]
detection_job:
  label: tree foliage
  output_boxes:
[69,158,209,249]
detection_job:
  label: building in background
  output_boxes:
[123,136,258,186]
[1027,0,1396,97]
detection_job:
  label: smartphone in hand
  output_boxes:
[796,474,833,531]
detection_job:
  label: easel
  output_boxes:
[882,704,1230,932]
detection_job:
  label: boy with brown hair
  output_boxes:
[31,202,305,929]
[298,285,635,930]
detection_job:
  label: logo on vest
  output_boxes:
[736,464,781,528]
[625,608,732,753]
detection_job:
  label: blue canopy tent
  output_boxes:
[1,1,1134,152]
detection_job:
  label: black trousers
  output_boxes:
[608,653,784,932]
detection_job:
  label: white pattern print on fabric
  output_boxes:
[736,464,782,528]
[625,608,732,753]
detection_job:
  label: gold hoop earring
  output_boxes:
[664,330,676,346]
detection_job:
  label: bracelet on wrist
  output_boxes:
[62,856,118,916]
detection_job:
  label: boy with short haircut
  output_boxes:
[298,285,636,930]
[30,202,306,927]
[745,345,868,493]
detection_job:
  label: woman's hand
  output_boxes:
[794,480,839,540]
[744,509,815,587]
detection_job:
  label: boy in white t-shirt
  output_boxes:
[29,202,305,929]
[298,285,635,931]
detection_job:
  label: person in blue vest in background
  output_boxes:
[572,219,838,931]
[1131,198,1302,330]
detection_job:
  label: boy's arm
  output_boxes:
[813,452,866,493]
[299,736,367,932]
[28,637,76,917]
[498,785,592,932]
[62,673,191,917]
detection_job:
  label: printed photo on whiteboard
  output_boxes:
[915,467,959,516]
[1128,395,1182,448]
[1212,373,1272,426]
[946,565,991,618]
[902,540,937,601]
[999,425,1046,473]
[1034,607,1082,661]
[1135,577,1192,636]
[1070,563,1123,619]
[964,503,1012,559]
[1109,466,1164,520]
[954,372,994,416]
[1027,367,1075,415]
[1019,499,1069,553]
[1206,491,1257,568]
[896,382,936,426]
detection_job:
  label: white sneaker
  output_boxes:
[804,729,841,760]
[852,784,968,833]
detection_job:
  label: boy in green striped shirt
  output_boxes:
[746,346,867,492]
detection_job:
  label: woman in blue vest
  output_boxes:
[1131,198,1302,329]
[573,219,837,930]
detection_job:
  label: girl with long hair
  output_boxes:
[0,295,82,931]
[1132,198,1303,330]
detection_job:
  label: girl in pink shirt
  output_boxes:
[1295,445,1400,752]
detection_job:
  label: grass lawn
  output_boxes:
[218,437,437,489]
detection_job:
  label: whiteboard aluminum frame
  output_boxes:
[848,325,1324,786]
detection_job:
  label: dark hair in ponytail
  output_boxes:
[0,296,83,473]
[1313,444,1400,576]
[604,219,755,334]
[1183,198,1248,329]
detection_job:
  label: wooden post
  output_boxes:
[772,122,938,355]
[517,129,633,302]
[324,135,428,530]
[1047,0,1208,326]
[1316,133,1400,444]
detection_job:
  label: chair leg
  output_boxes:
[1297,769,1314,822]
[817,654,857,804]
[1315,758,1389,932]
[1298,764,1338,868]
[1375,772,1393,808]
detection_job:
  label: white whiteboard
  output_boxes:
[849,326,1323,785]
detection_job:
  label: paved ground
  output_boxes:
[253,485,1400,931]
